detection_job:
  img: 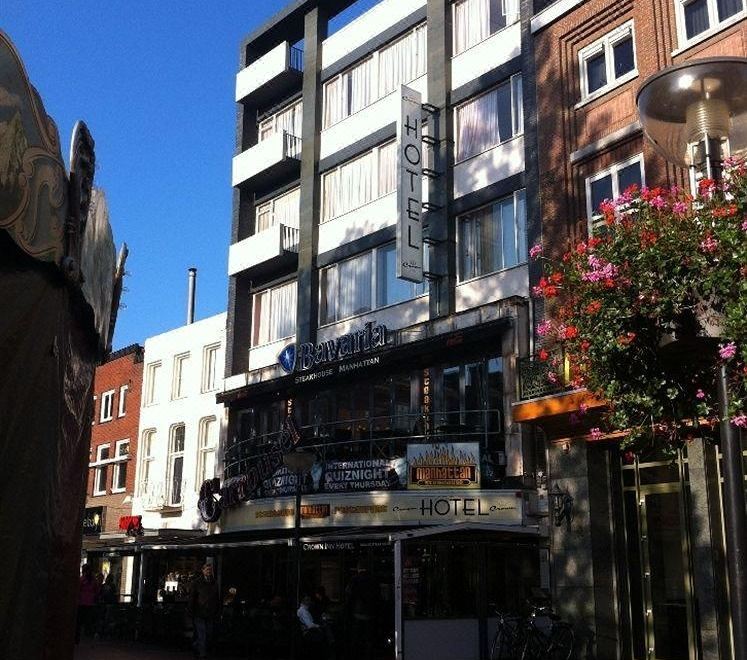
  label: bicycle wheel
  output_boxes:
[490,619,522,659]
[548,622,575,660]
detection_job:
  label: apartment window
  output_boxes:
[255,187,300,233]
[579,22,636,100]
[93,444,110,496]
[252,280,297,346]
[171,353,190,400]
[258,99,302,141]
[323,24,427,128]
[112,440,129,493]
[453,0,520,55]
[677,0,744,42]
[322,141,397,221]
[144,361,161,406]
[118,385,129,417]
[201,343,221,393]
[320,242,427,325]
[458,189,527,281]
[196,416,217,486]
[455,75,523,162]
[167,424,185,506]
[100,390,115,422]
[139,429,156,495]
[586,154,645,224]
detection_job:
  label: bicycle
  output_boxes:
[520,604,575,660]
[489,610,525,659]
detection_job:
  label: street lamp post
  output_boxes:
[637,57,747,660]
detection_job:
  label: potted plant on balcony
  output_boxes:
[530,158,747,451]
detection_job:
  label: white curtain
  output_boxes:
[271,281,297,341]
[253,291,270,345]
[504,0,520,24]
[321,266,339,323]
[348,58,372,115]
[456,81,513,161]
[273,187,300,228]
[322,169,341,221]
[453,0,490,55]
[378,24,427,97]
[323,76,344,129]
[255,202,272,232]
[275,101,302,137]
[339,253,372,318]
[378,141,397,196]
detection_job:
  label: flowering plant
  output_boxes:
[532,158,747,449]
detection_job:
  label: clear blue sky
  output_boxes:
[3,0,378,349]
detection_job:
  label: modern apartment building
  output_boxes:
[214,1,545,659]
[82,343,144,601]
[511,1,747,659]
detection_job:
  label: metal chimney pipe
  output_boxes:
[187,267,196,325]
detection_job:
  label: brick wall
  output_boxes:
[85,345,144,534]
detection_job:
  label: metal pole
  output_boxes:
[293,470,302,660]
[717,363,747,659]
[394,539,403,660]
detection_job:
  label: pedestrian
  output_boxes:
[297,594,324,660]
[76,564,100,644]
[189,562,220,659]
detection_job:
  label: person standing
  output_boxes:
[76,564,100,644]
[189,563,220,659]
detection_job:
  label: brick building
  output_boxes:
[82,344,144,599]
[511,1,747,658]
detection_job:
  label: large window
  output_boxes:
[255,187,300,233]
[144,361,161,406]
[93,444,110,496]
[452,0,520,55]
[323,24,427,128]
[201,343,220,393]
[252,280,297,346]
[579,22,636,101]
[458,189,527,281]
[171,352,190,400]
[455,75,523,162]
[320,242,427,325]
[585,154,644,224]
[112,440,129,493]
[100,390,115,422]
[322,141,397,221]
[167,424,185,506]
[258,99,302,141]
[677,0,744,43]
[139,429,156,496]
[196,416,217,486]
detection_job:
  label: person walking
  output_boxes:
[76,564,100,644]
[189,563,220,659]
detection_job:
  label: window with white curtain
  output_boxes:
[139,429,155,496]
[320,242,427,324]
[322,141,397,221]
[252,280,297,346]
[676,0,744,43]
[323,24,427,129]
[167,425,185,506]
[258,99,303,141]
[255,187,301,233]
[201,343,220,393]
[196,416,217,487]
[455,75,523,162]
[457,189,527,281]
[452,0,520,56]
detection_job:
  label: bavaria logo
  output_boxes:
[278,344,296,374]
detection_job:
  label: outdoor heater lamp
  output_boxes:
[636,57,747,183]
[637,57,747,660]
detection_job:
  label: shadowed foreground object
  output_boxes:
[0,31,125,660]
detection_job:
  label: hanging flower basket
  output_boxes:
[531,158,747,450]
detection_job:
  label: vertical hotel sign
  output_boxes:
[397,85,423,283]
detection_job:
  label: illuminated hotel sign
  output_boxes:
[407,443,481,489]
[397,84,423,283]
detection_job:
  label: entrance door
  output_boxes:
[637,488,695,660]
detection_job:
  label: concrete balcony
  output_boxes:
[228,222,299,277]
[236,42,303,105]
[232,131,302,189]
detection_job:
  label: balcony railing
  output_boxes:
[232,130,302,189]
[224,409,505,481]
[138,479,187,512]
[235,42,304,104]
[517,350,577,401]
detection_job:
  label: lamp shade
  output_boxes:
[636,57,747,167]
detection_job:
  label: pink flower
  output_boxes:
[579,403,589,415]
[741,218,747,231]
[590,427,603,441]
[547,371,558,384]
[696,389,705,400]
[650,195,667,209]
[700,235,719,253]
[529,243,543,259]
[537,320,552,337]
[732,414,747,428]
[719,342,737,360]
[673,201,688,216]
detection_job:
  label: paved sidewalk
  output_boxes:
[74,639,248,660]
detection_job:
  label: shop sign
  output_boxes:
[302,539,391,551]
[82,506,104,535]
[278,321,388,376]
[397,84,423,283]
[407,443,480,489]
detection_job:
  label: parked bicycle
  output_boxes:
[490,602,574,660]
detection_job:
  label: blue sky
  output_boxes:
[3,0,378,348]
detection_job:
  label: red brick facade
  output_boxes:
[534,0,747,261]
[85,345,144,535]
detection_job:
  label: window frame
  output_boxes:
[111,439,130,493]
[92,444,111,496]
[675,0,746,49]
[100,389,115,423]
[251,280,298,348]
[585,153,646,230]
[118,385,129,417]
[454,74,524,164]
[171,352,190,401]
[578,21,637,103]
[451,0,521,57]
[139,429,156,496]
[257,98,303,142]
[196,416,218,487]
[456,189,528,283]
[144,361,162,406]
[319,241,428,326]
[254,186,301,234]
[167,424,186,507]
[201,343,221,393]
